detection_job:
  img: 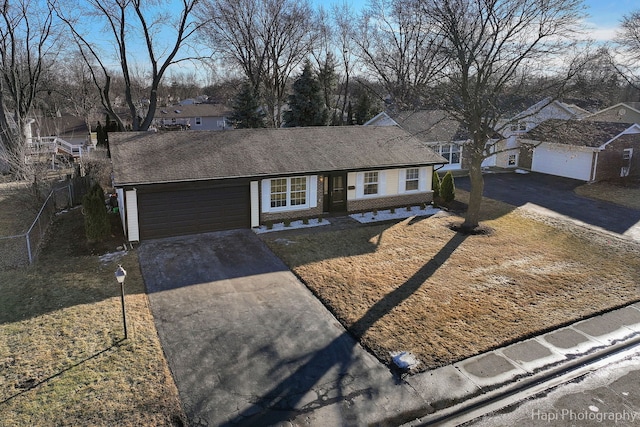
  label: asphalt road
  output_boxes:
[455,172,640,236]
[467,347,640,427]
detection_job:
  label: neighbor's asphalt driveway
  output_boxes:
[456,172,640,240]
[137,229,427,426]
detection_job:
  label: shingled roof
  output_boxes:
[391,110,471,142]
[111,126,448,186]
[524,120,632,148]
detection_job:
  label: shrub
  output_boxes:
[317,215,323,223]
[432,170,441,199]
[284,219,292,227]
[82,183,111,241]
[440,171,456,203]
[390,207,395,214]
[265,221,273,230]
[302,218,309,225]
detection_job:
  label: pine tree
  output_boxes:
[283,60,329,127]
[354,90,374,125]
[229,83,266,128]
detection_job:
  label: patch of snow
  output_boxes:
[390,351,421,371]
[253,218,331,234]
[350,205,440,223]
[99,250,127,264]
[515,169,530,174]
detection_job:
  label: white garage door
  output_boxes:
[531,143,594,181]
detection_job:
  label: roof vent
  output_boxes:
[174,109,181,114]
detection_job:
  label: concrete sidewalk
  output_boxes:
[399,302,640,426]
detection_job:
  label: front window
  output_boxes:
[269,177,307,209]
[508,154,517,166]
[290,177,307,206]
[364,172,378,195]
[439,143,460,164]
[270,178,287,208]
[195,117,202,126]
[405,168,419,191]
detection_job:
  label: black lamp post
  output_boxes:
[115,264,128,340]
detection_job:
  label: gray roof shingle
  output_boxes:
[525,120,632,148]
[111,126,448,186]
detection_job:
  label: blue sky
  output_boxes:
[318,0,638,42]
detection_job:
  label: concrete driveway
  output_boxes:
[456,172,640,241]
[138,229,427,426]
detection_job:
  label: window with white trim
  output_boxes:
[364,172,378,195]
[508,154,517,166]
[290,177,307,206]
[439,143,460,164]
[405,168,419,191]
[623,148,633,160]
[270,177,307,209]
[195,117,202,126]
[270,178,287,208]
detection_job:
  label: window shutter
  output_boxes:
[356,172,364,198]
[309,176,317,208]
[378,171,386,195]
[419,167,428,192]
[398,169,406,193]
[261,180,271,213]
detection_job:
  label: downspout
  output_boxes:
[590,150,599,182]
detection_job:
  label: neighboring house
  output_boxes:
[31,113,91,146]
[365,110,470,171]
[483,98,590,169]
[584,102,640,124]
[110,127,447,241]
[152,103,232,131]
[519,120,640,181]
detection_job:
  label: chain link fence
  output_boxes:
[0,176,91,269]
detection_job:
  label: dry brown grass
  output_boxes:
[0,209,185,426]
[575,179,640,210]
[262,192,640,372]
[0,182,39,236]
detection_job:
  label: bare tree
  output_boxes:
[353,0,447,110]
[613,10,640,91]
[422,0,587,231]
[0,0,63,180]
[55,0,208,131]
[197,0,317,127]
[331,1,358,124]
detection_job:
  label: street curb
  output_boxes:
[399,330,640,426]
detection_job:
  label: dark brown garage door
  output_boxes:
[137,184,250,240]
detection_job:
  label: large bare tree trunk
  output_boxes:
[462,152,485,231]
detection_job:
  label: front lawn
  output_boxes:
[0,208,185,426]
[262,191,640,371]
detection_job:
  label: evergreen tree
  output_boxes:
[283,61,328,127]
[432,170,441,199]
[317,53,338,112]
[440,171,456,204]
[82,184,111,242]
[354,90,374,125]
[229,82,266,128]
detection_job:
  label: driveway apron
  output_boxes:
[138,229,426,426]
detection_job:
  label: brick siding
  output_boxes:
[347,192,433,213]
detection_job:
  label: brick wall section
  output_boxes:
[347,192,433,213]
[261,205,324,223]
